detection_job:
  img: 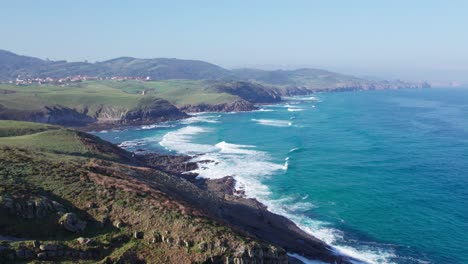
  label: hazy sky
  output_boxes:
[2,0,467,82]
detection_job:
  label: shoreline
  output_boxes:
[89,93,423,263]
[136,152,357,263]
[88,98,366,263]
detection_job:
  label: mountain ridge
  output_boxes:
[0,49,429,90]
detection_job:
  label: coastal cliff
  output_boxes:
[0,97,188,128]
[0,121,355,263]
[180,99,257,113]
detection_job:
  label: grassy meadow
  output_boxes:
[0,80,237,114]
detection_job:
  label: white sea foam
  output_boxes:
[159,126,217,154]
[284,96,321,101]
[282,159,289,170]
[287,253,328,264]
[255,108,275,112]
[139,124,174,130]
[287,108,305,112]
[118,137,159,149]
[180,115,220,125]
[252,119,292,127]
[157,117,399,264]
[288,147,301,153]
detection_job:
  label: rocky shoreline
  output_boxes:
[136,152,357,263]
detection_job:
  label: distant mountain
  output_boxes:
[0,49,429,91]
[98,57,232,80]
[0,50,231,80]
[232,68,363,87]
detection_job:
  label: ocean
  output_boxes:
[95,87,468,264]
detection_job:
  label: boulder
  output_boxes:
[40,244,58,251]
[77,237,95,245]
[32,240,41,248]
[113,220,125,228]
[152,232,162,243]
[134,231,144,239]
[60,213,86,232]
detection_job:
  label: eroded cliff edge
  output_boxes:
[0,122,355,263]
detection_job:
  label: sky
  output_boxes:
[1,0,467,82]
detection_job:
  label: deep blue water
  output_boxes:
[96,88,468,264]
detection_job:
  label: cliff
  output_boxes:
[0,121,355,263]
[0,97,188,128]
[180,99,257,113]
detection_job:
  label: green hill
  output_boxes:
[0,121,289,263]
[0,49,429,93]
[0,79,285,126]
[0,121,353,263]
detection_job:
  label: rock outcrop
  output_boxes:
[59,213,86,232]
[0,105,96,126]
[212,81,282,103]
[122,97,188,124]
[0,97,188,128]
[180,99,257,113]
[0,196,65,219]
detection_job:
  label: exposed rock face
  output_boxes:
[278,81,431,96]
[212,81,282,103]
[224,244,289,264]
[93,105,128,122]
[136,153,198,179]
[180,99,257,113]
[0,196,65,219]
[123,97,188,124]
[0,105,95,126]
[59,213,86,232]
[0,97,188,128]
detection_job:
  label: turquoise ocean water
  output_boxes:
[96,88,468,264]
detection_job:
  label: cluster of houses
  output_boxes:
[9,75,152,86]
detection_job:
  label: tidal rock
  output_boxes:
[60,213,86,232]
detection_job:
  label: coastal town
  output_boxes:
[7,75,152,86]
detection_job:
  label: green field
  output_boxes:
[0,80,237,114]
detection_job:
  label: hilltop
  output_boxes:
[0,79,282,127]
[0,49,429,92]
[0,49,430,127]
[0,120,354,263]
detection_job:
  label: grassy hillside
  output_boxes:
[0,50,232,81]
[0,121,288,263]
[1,50,428,93]
[0,80,236,112]
[233,68,367,88]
